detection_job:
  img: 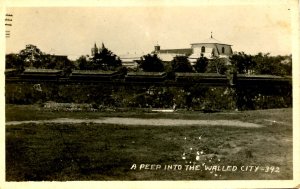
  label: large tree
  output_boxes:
[5,53,24,70]
[42,54,74,70]
[230,52,255,74]
[206,58,228,74]
[253,53,291,76]
[76,55,91,70]
[138,54,164,72]
[19,44,44,68]
[171,56,194,72]
[17,44,75,71]
[90,44,122,70]
[194,54,208,73]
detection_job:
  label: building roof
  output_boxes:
[127,72,166,76]
[157,53,178,62]
[176,72,224,77]
[119,53,145,62]
[5,68,17,73]
[154,48,193,61]
[191,37,232,46]
[23,69,62,73]
[119,53,144,59]
[122,62,138,69]
[157,48,193,55]
[237,74,283,79]
[72,70,118,75]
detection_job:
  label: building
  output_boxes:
[91,42,106,56]
[119,53,144,70]
[153,33,233,64]
[91,43,141,69]
[89,33,233,69]
[91,43,99,57]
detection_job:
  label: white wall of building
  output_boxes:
[191,43,232,58]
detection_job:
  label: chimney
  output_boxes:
[154,45,160,52]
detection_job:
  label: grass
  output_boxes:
[5,105,292,180]
[5,104,292,123]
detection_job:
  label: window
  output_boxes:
[222,47,225,53]
[201,46,205,53]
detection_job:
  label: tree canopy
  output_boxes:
[138,54,164,72]
[76,55,90,70]
[19,44,44,68]
[5,53,24,70]
[194,54,208,73]
[252,53,291,76]
[89,44,122,70]
[230,52,256,74]
[171,56,194,72]
[6,44,292,77]
[6,44,74,70]
[206,58,228,74]
[230,52,292,76]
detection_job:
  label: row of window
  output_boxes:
[201,46,225,53]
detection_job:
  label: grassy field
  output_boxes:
[5,105,292,180]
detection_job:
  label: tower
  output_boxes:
[91,43,98,56]
[154,44,160,52]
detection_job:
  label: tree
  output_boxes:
[280,55,292,76]
[90,44,122,70]
[171,56,194,72]
[19,44,44,68]
[230,52,255,74]
[5,53,24,70]
[10,44,75,70]
[253,53,291,76]
[42,54,74,70]
[206,58,228,74]
[194,54,208,73]
[76,55,91,70]
[53,56,73,70]
[42,54,56,69]
[138,54,164,72]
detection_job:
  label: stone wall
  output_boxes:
[5,81,292,111]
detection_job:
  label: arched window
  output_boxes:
[201,46,205,53]
[222,47,225,53]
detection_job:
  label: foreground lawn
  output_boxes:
[5,104,292,124]
[5,105,292,180]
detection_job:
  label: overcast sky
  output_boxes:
[5,4,293,60]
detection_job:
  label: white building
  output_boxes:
[154,33,233,64]
[118,53,142,69]
[90,33,233,69]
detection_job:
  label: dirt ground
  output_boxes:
[6,117,263,128]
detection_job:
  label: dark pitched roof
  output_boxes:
[157,48,193,55]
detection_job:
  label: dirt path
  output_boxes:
[6,117,263,128]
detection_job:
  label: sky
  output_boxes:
[5,4,294,60]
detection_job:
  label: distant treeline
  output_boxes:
[6,44,292,76]
[5,44,292,111]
